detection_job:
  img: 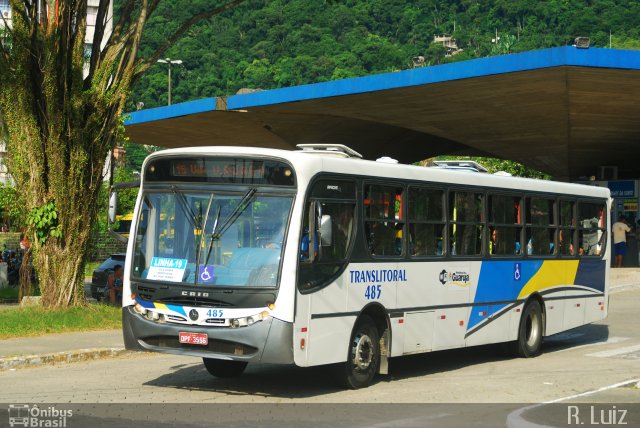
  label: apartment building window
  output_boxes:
[87,6,98,25]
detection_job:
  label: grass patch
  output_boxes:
[84,261,101,278]
[0,288,19,301]
[0,304,121,339]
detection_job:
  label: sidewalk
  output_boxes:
[0,329,127,371]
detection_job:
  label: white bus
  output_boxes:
[119,144,610,389]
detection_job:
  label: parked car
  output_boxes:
[90,253,126,301]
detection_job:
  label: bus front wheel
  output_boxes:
[202,358,248,378]
[514,300,544,358]
[338,315,380,389]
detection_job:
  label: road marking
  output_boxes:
[543,378,640,404]
[546,336,628,353]
[610,283,640,294]
[507,378,640,428]
[586,344,640,358]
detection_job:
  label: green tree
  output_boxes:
[123,143,159,173]
[433,155,551,179]
[0,182,27,231]
[423,42,448,65]
[0,0,247,308]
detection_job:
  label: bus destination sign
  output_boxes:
[172,159,266,179]
[146,156,295,186]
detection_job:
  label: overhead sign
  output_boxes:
[608,181,635,198]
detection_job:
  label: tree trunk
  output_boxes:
[18,249,32,302]
[35,245,86,307]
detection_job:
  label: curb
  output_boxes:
[0,347,130,371]
[610,283,640,293]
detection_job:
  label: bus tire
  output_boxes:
[338,315,380,389]
[514,300,544,358]
[202,358,248,378]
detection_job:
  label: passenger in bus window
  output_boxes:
[489,227,498,255]
[394,224,403,255]
[331,206,353,259]
[411,239,423,256]
[582,217,600,255]
[559,230,575,255]
[300,226,318,260]
[525,229,556,256]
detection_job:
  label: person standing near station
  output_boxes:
[612,215,631,268]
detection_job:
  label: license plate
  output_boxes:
[179,332,208,346]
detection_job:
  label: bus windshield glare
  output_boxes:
[131,189,293,288]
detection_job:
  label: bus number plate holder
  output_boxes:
[179,332,208,346]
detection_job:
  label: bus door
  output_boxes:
[295,178,357,367]
[439,190,483,350]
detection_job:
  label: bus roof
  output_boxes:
[143,146,611,199]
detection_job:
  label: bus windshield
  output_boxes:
[131,189,293,288]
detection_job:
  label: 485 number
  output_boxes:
[364,285,381,300]
[206,309,224,318]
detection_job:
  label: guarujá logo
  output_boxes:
[439,269,471,286]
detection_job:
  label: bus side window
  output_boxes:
[297,178,357,292]
[577,201,606,256]
[450,191,483,256]
[365,185,404,257]
[488,194,523,256]
[408,186,444,257]
[526,197,555,256]
[559,200,576,256]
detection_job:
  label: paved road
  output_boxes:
[0,288,638,427]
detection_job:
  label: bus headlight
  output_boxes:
[134,303,147,316]
[141,309,165,323]
[229,311,271,328]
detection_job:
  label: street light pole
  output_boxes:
[157,58,183,106]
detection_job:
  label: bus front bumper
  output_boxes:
[122,306,294,364]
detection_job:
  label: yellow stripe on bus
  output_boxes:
[517,260,580,299]
[154,303,169,311]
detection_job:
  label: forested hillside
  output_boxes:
[131,0,640,109]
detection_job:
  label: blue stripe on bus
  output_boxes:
[469,261,543,330]
[469,259,605,331]
[166,304,187,317]
[135,298,155,309]
[575,259,606,293]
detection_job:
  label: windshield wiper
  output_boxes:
[203,188,257,267]
[194,194,214,287]
[171,186,198,229]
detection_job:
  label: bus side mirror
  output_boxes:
[108,191,118,225]
[319,215,332,246]
[108,180,140,244]
[108,190,127,244]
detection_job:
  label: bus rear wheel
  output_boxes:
[513,300,544,358]
[202,358,248,378]
[338,315,380,389]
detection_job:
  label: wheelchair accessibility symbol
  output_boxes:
[514,263,521,281]
[198,265,215,283]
